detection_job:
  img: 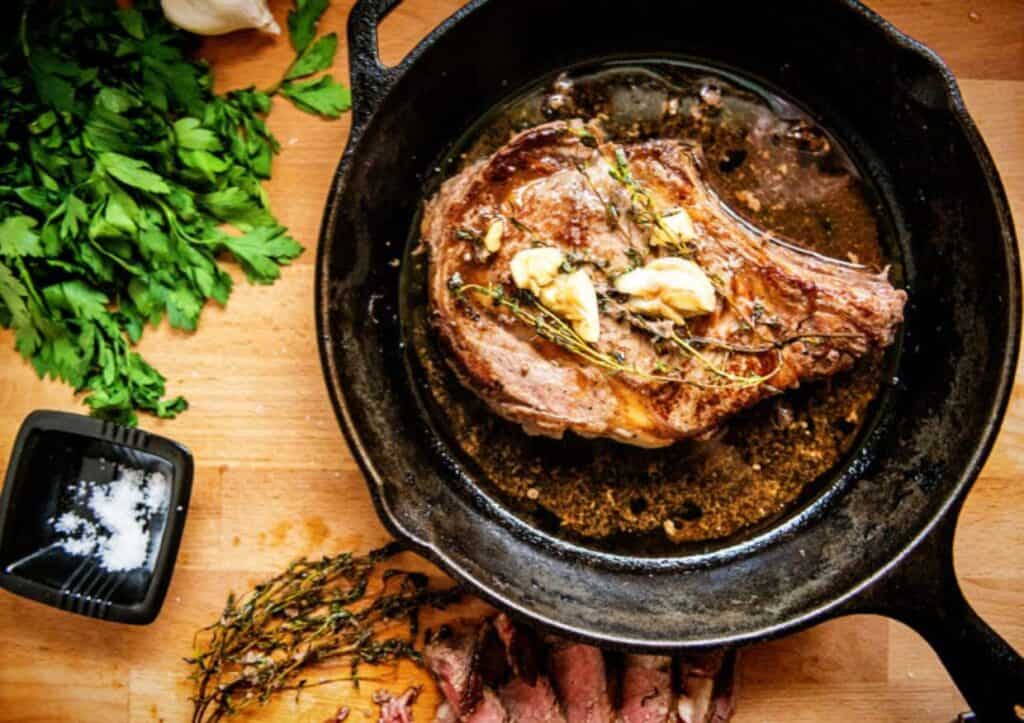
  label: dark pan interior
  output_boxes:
[318,0,1019,647]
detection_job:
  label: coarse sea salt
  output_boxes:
[51,465,170,572]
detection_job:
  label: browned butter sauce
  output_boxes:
[406,61,901,551]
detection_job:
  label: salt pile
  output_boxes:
[50,465,170,572]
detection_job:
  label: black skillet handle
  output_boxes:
[845,502,1024,722]
[347,0,405,134]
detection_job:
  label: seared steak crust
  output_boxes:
[423,121,906,447]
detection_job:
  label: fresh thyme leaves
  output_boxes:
[275,1,352,118]
[573,160,630,241]
[669,331,782,388]
[455,282,768,389]
[609,148,635,186]
[455,227,481,242]
[605,201,621,228]
[566,124,599,148]
[188,543,462,723]
[1,0,304,425]
[607,147,695,257]
[455,282,665,379]
[625,247,646,270]
[507,216,537,236]
[454,282,857,391]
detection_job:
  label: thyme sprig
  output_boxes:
[574,160,630,240]
[456,283,651,377]
[607,300,783,389]
[607,148,693,256]
[669,332,782,388]
[456,283,790,390]
[187,544,461,723]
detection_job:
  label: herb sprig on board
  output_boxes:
[187,543,461,723]
[0,1,310,425]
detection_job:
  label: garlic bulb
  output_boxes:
[161,0,280,36]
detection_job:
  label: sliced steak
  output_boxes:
[467,690,511,723]
[492,615,566,723]
[494,613,543,684]
[425,615,736,723]
[425,622,500,718]
[619,655,674,723]
[435,703,458,723]
[677,651,737,723]
[499,675,567,723]
[374,687,420,723]
[423,120,906,447]
[436,689,510,723]
[548,639,613,723]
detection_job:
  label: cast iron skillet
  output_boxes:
[316,0,1024,718]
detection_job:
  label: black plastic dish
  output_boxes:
[0,411,192,624]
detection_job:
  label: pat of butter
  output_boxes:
[510,247,601,343]
[650,208,696,247]
[614,256,716,324]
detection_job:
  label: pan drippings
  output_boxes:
[405,60,900,549]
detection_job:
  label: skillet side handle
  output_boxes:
[847,505,1024,722]
[347,0,404,132]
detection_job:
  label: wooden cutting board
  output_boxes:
[0,1,1021,721]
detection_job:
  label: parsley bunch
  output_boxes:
[0,0,312,425]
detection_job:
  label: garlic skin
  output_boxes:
[614,257,716,324]
[510,247,601,342]
[650,208,696,247]
[161,0,281,36]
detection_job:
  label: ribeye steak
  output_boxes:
[422,120,905,447]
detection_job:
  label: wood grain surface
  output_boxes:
[1,1,1021,721]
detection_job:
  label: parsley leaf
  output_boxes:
[287,0,330,53]
[286,32,338,80]
[280,75,352,119]
[219,226,303,284]
[174,118,223,152]
[275,3,351,119]
[98,152,172,194]
[0,216,43,258]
